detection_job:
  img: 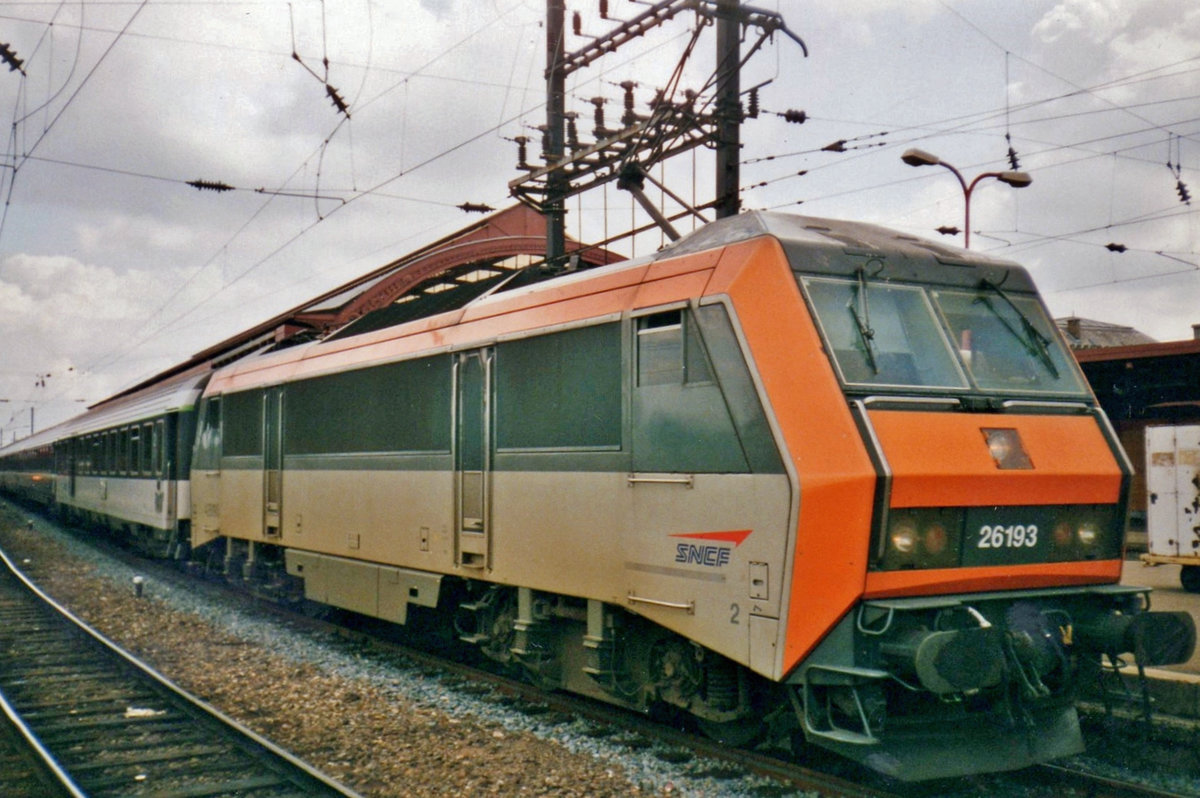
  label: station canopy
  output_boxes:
[108,204,619,405]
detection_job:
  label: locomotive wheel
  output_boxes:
[1181,565,1200,594]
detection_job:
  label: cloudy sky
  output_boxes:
[0,0,1196,438]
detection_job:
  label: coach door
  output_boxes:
[454,350,491,569]
[263,387,284,539]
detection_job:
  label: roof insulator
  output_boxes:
[187,179,235,193]
[0,43,24,75]
[325,84,350,117]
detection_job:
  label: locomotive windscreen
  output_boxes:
[799,274,1089,397]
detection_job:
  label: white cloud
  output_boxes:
[1032,0,1131,44]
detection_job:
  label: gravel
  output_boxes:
[0,502,818,797]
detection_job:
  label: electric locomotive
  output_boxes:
[180,211,1195,780]
[3,211,1193,781]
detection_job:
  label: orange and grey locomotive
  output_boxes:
[3,212,1193,780]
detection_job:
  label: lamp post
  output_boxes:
[901,148,1032,248]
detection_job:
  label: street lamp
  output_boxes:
[901,148,1032,248]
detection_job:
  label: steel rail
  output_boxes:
[0,687,86,798]
[0,544,365,798]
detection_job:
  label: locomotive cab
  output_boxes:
[771,218,1197,780]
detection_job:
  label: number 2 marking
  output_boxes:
[730,603,740,625]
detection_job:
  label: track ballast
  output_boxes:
[0,545,362,798]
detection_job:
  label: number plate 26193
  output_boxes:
[961,506,1053,566]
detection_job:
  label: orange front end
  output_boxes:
[714,215,1196,781]
[864,409,1127,598]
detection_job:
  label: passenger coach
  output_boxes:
[0,427,57,508]
[50,371,208,556]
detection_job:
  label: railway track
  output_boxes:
[1021,763,1198,798]
[193,580,1200,798]
[309,626,1200,798]
[1,703,79,798]
[0,545,363,798]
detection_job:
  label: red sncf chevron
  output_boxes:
[669,529,752,546]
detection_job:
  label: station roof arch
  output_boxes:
[108,204,619,403]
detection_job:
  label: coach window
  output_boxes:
[496,322,622,451]
[129,426,141,475]
[222,390,264,458]
[105,431,116,474]
[154,420,166,478]
[140,423,152,474]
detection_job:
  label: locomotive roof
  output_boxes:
[204,212,1043,394]
[660,212,1037,293]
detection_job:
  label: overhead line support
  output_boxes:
[546,0,568,264]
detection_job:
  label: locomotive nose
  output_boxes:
[1074,610,1197,667]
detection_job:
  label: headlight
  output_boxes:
[878,509,964,571]
[1047,507,1120,561]
[924,523,949,555]
[891,521,918,554]
[981,428,1033,470]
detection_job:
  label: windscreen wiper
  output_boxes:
[976,279,1058,378]
[846,267,878,374]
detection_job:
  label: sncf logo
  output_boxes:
[671,529,752,568]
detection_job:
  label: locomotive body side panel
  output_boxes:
[708,236,877,676]
[195,237,798,675]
